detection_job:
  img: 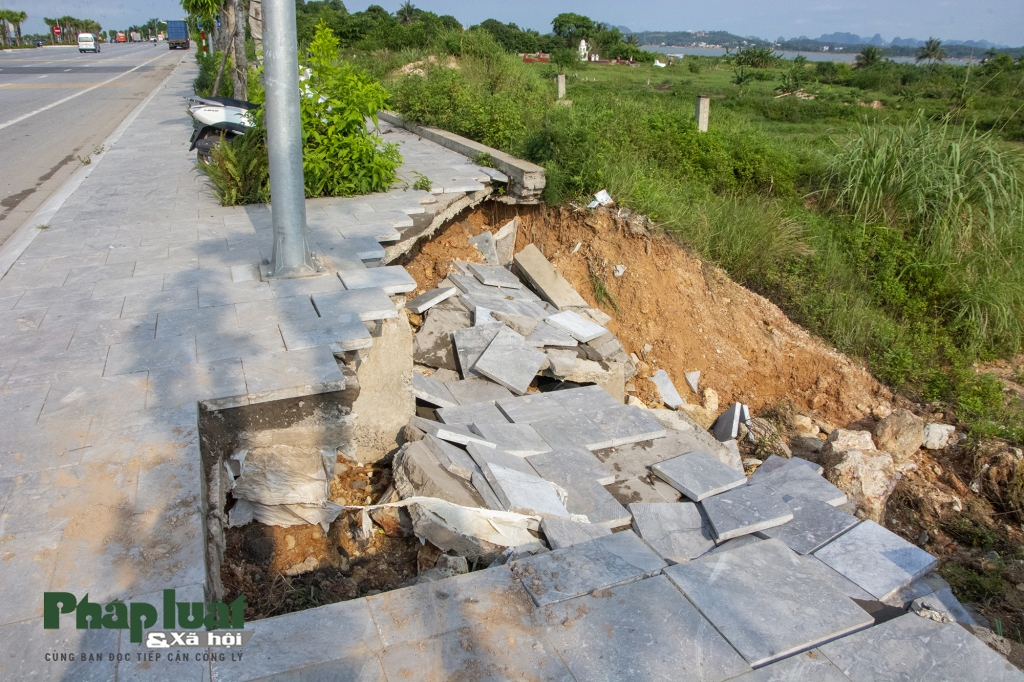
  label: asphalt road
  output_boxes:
[0,42,186,248]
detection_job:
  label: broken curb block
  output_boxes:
[338,265,417,294]
[474,326,548,395]
[406,286,457,314]
[651,369,685,409]
[540,517,611,549]
[493,218,517,266]
[468,232,499,265]
[701,485,794,541]
[492,312,539,336]
[652,450,747,502]
[756,495,859,555]
[545,310,607,343]
[412,372,458,408]
[629,502,716,563]
[545,348,577,377]
[513,244,588,309]
[413,298,471,370]
[467,262,523,289]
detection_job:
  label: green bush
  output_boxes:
[193,50,234,98]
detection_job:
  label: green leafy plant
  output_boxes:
[199,130,270,206]
[411,171,432,191]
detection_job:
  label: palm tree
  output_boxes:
[624,33,639,48]
[396,1,418,25]
[916,37,946,64]
[855,45,882,69]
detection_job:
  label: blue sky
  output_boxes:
[6,0,1023,46]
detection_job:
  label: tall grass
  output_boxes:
[825,115,1024,352]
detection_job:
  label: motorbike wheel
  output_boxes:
[195,130,224,163]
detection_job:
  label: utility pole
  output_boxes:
[259,0,316,279]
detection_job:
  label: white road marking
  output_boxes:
[0,53,170,131]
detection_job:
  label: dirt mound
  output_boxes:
[406,204,889,427]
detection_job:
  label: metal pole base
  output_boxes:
[258,253,327,280]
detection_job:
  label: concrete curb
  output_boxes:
[377,110,545,204]
[0,54,188,279]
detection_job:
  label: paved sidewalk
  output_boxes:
[0,58,499,679]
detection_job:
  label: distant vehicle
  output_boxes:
[34,39,44,47]
[150,36,157,43]
[116,32,127,43]
[129,32,142,43]
[78,33,100,53]
[166,21,190,50]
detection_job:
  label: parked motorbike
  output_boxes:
[185,96,258,162]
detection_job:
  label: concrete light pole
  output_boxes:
[260,0,317,279]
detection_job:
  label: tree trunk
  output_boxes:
[248,0,262,56]
[232,0,248,99]
[211,0,237,97]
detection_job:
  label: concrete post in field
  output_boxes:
[695,95,710,133]
[557,73,566,99]
[260,0,316,279]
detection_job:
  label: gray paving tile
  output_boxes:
[279,315,373,352]
[495,393,573,423]
[665,538,874,667]
[472,422,553,456]
[652,450,746,501]
[546,384,621,414]
[241,345,347,403]
[757,495,859,555]
[473,326,547,395]
[65,315,155,349]
[541,575,752,682]
[541,517,612,549]
[312,288,398,322]
[819,612,1024,681]
[412,372,458,408]
[0,531,62,624]
[0,618,119,681]
[528,448,628,527]
[444,377,513,405]
[513,244,588,309]
[155,304,238,338]
[436,401,509,425]
[485,463,570,518]
[651,369,685,409]
[545,310,607,342]
[406,286,457,314]
[800,554,876,602]
[701,484,794,541]
[752,464,847,507]
[146,358,247,410]
[103,334,196,375]
[121,287,198,316]
[338,265,415,293]
[629,502,716,562]
[532,412,611,451]
[466,442,538,478]
[198,279,274,307]
[451,323,503,379]
[90,273,165,299]
[729,649,851,681]
[235,294,320,328]
[510,531,666,606]
[747,454,823,485]
[421,435,480,480]
[813,520,938,601]
[467,262,522,289]
[37,297,127,329]
[590,405,668,447]
[196,326,286,363]
[267,272,346,298]
[408,416,495,448]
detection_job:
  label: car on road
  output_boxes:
[78,33,100,53]
[150,36,157,43]
[34,39,44,47]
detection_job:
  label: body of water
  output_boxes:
[642,45,978,65]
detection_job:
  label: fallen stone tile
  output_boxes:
[722,440,743,472]
[422,434,480,481]
[756,495,859,555]
[540,517,612,550]
[485,464,570,518]
[392,441,485,508]
[911,587,979,626]
[467,262,523,289]
[712,402,743,441]
[279,315,373,352]
[685,370,700,395]
[545,348,577,377]
[746,454,822,485]
[819,612,1023,681]
[728,649,849,681]
[413,298,471,370]
[629,502,716,562]
[513,244,588,309]
[444,377,513,405]
[582,307,612,326]
[589,404,668,447]
[492,311,539,336]
[651,369,685,409]
[449,274,540,304]
[545,310,607,343]
[525,322,578,347]
[754,466,848,507]
[310,288,398,322]
[493,218,517,265]
[406,286,457,314]
[451,323,503,379]
[412,372,458,408]
[596,427,736,483]
[429,367,460,383]
[546,384,621,414]
[338,265,416,294]
[510,531,667,606]
[465,442,538,478]
[665,538,874,667]
[813,520,938,601]
[701,484,794,541]
[472,306,498,326]
[408,416,495,448]
[532,412,611,451]
[706,535,763,554]
[436,401,509,425]
[883,571,950,608]
[580,332,623,362]
[800,554,875,601]
[541,575,752,682]
[496,393,573,424]
[473,326,548,395]
[651,450,746,502]
[528,449,628,527]
[471,422,552,456]
[468,232,499,265]
[470,471,504,510]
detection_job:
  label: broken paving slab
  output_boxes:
[746,454,822,485]
[412,298,471,370]
[545,348,577,377]
[467,262,523,289]
[651,450,746,502]
[540,517,612,550]
[911,587,979,626]
[337,265,416,294]
[753,466,848,508]
[436,401,510,425]
[465,442,538,478]
[651,369,685,409]
[527,449,629,527]
[729,649,850,682]
[412,372,458,408]
[449,274,538,303]
[700,484,794,541]
[756,495,859,555]
[471,422,552,456]
[525,321,578,348]
[629,502,716,563]
[484,463,570,518]
[406,286,457,314]
[685,370,700,395]
[492,311,539,336]
[595,429,729,482]
[422,434,481,481]
[409,416,495,448]
[468,231,499,265]
[541,575,752,682]
[532,412,612,451]
[712,402,744,442]
[470,471,504,510]
[311,288,398,321]
[813,520,938,601]
[513,243,589,309]
[444,378,513,405]
[392,441,486,508]
[589,404,668,447]
[546,384,621,414]
[510,531,667,606]
[451,323,503,379]
[278,315,373,352]
[706,535,763,555]
[496,393,572,424]
[493,218,517,265]
[665,538,874,668]
[473,326,548,395]
[883,571,951,608]
[605,477,681,505]
[819,612,1024,682]
[545,310,607,343]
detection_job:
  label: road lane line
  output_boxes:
[0,52,172,131]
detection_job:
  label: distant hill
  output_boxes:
[814,32,1006,49]
[635,30,769,49]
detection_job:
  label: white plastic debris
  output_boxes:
[587,189,615,209]
[613,265,626,277]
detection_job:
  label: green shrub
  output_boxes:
[200,129,270,205]
[193,50,234,98]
